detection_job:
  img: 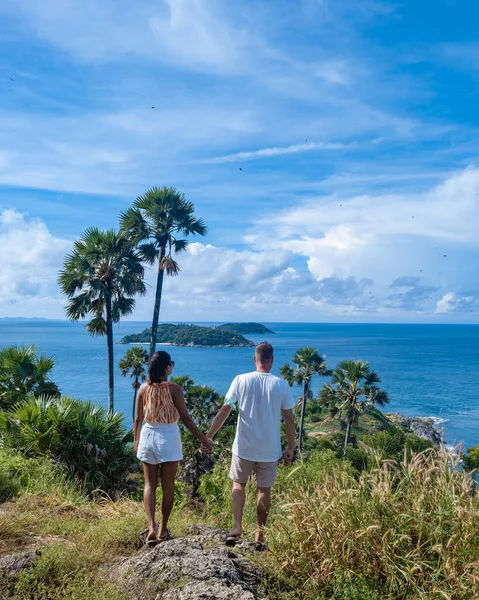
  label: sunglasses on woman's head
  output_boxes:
[170,361,175,368]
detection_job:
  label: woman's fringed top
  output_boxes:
[143,382,180,424]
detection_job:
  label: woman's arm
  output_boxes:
[133,384,145,452]
[171,384,214,452]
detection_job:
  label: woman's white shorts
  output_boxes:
[137,422,183,465]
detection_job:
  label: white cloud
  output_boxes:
[3,0,263,74]
[204,141,352,164]
[435,292,456,314]
[435,292,477,315]
[245,167,479,317]
[0,210,70,317]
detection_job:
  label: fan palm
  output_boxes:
[0,345,59,411]
[280,348,329,453]
[120,186,207,357]
[0,395,134,494]
[119,346,149,422]
[59,228,146,413]
[320,360,389,456]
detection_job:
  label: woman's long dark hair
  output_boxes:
[148,351,172,383]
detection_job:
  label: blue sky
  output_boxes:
[0,0,478,322]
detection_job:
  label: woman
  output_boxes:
[134,351,213,545]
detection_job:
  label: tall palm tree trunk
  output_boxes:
[298,380,310,454]
[106,294,114,413]
[343,419,352,456]
[132,376,139,423]
[149,245,166,358]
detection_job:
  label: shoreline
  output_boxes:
[386,413,445,447]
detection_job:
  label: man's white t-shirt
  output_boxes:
[225,371,295,463]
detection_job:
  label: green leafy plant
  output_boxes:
[0,345,59,411]
[462,444,479,472]
[0,396,135,495]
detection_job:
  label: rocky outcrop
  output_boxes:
[114,526,269,600]
[387,413,444,447]
[0,550,39,576]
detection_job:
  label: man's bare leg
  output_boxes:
[256,486,271,543]
[228,481,246,537]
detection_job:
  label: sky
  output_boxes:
[0,0,478,323]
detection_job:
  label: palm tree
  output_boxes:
[59,228,146,413]
[120,186,207,357]
[0,345,59,411]
[119,346,149,422]
[320,360,389,456]
[280,348,329,453]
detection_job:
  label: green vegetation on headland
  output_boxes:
[119,323,255,347]
[216,322,275,334]
[2,344,479,599]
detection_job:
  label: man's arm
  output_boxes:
[171,384,213,452]
[207,404,232,439]
[282,408,295,464]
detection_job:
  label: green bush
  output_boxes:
[0,345,59,411]
[362,428,433,461]
[0,449,82,503]
[0,396,135,495]
[462,445,479,471]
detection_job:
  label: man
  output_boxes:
[205,342,296,547]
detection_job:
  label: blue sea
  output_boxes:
[1,320,478,450]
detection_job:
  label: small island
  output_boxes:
[119,324,255,348]
[216,322,275,335]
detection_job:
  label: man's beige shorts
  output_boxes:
[229,454,279,489]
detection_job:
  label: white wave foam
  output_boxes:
[417,416,449,426]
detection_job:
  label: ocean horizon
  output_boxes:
[1,319,478,450]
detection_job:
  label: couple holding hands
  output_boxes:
[133,342,296,547]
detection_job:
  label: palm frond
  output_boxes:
[160,256,180,276]
[86,316,107,336]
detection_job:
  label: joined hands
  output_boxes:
[201,435,214,455]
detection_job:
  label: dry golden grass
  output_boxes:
[267,448,479,599]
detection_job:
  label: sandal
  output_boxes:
[225,534,241,547]
[146,534,159,547]
[254,541,268,552]
[158,528,171,542]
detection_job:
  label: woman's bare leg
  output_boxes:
[159,461,179,538]
[143,462,159,540]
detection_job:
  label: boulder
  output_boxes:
[114,527,268,600]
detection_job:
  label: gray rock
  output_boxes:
[0,550,39,575]
[178,454,214,496]
[115,527,268,600]
[161,579,261,599]
[187,525,260,554]
[387,413,444,447]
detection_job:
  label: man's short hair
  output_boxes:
[255,342,274,362]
